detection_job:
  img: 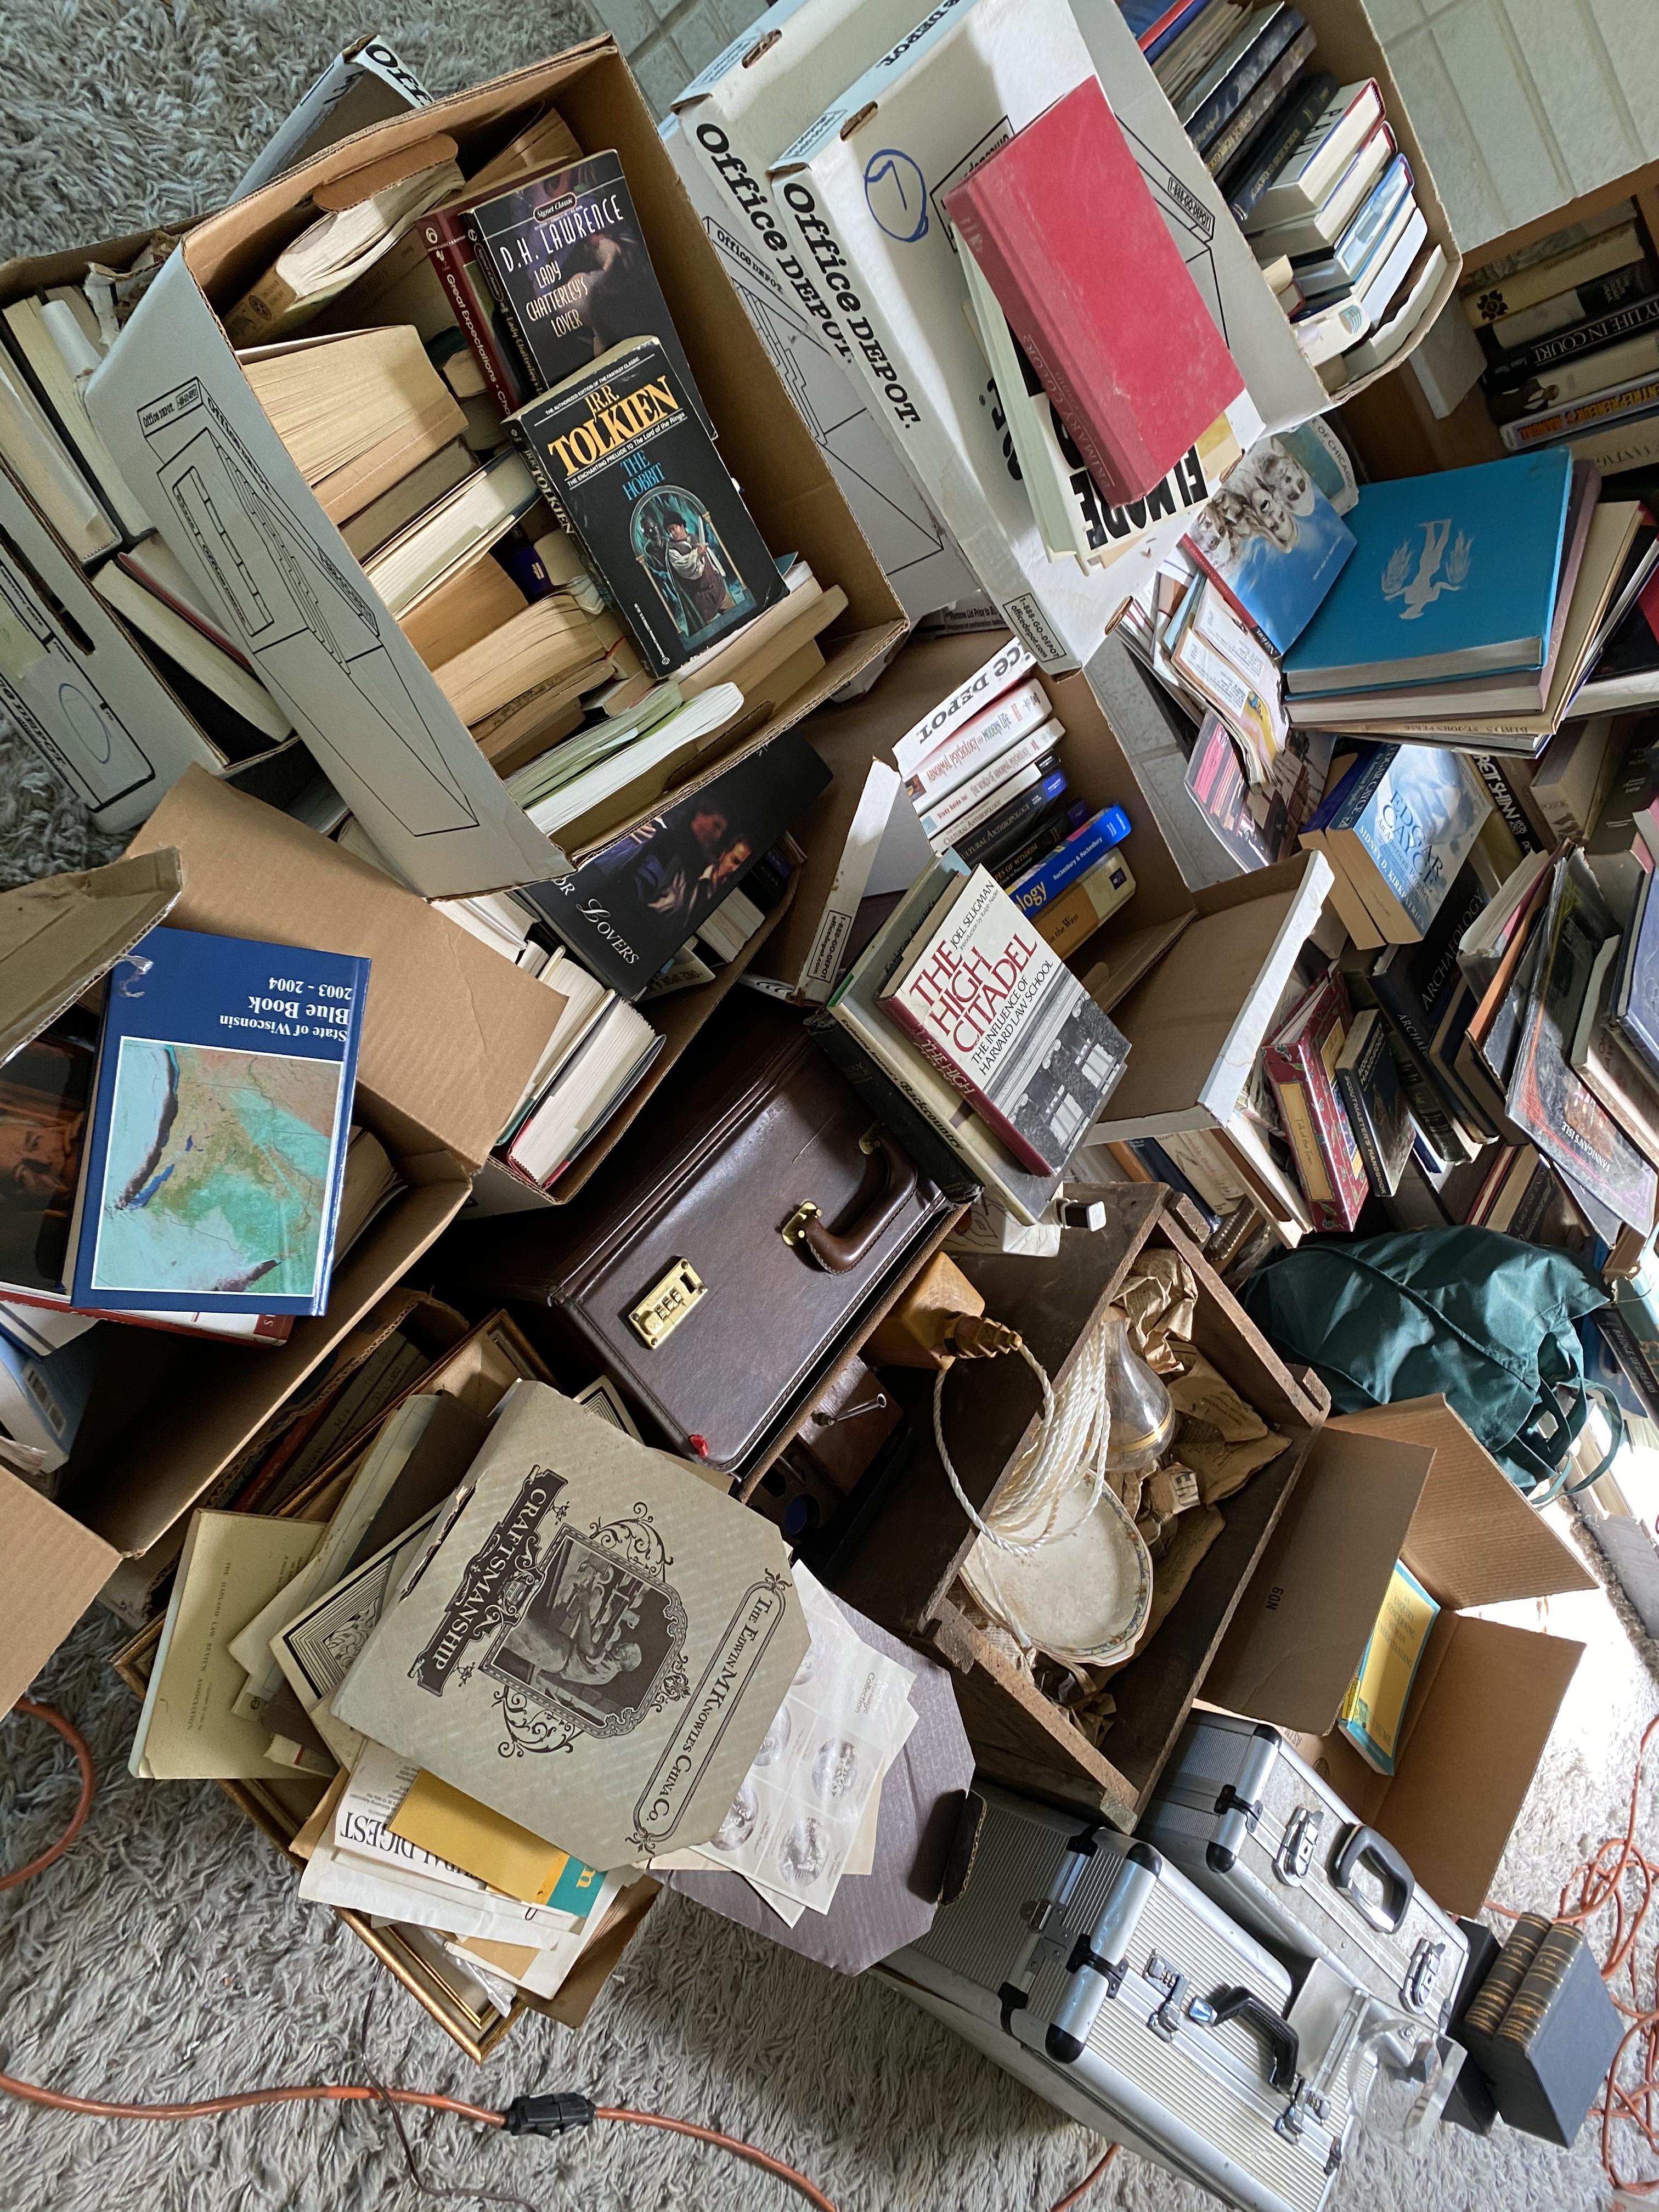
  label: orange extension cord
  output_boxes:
[0,1699,1120,2212]
[1486,1708,1659,2197]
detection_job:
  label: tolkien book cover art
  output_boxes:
[510,336,786,678]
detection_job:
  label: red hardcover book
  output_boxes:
[943,77,1245,506]
[1262,968,1370,1231]
[420,210,531,418]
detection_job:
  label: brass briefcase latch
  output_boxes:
[781,1201,821,1246]
[627,1258,706,1348]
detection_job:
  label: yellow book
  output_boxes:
[1032,852,1137,961]
[1338,1558,1438,1774]
[389,1768,609,1914]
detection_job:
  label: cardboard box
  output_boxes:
[229,38,434,202]
[0,234,317,831]
[831,1182,1330,1826]
[765,0,1459,673]
[0,769,565,1711]
[84,39,906,896]
[110,1311,659,2061]
[663,0,977,624]
[1205,1396,1596,1917]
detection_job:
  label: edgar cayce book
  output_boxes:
[1182,433,1356,653]
[71,924,369,1317]
[521,731,830,998]
[1506,854,1657,1233]
[466,150,711,434]
[510,337,786,678]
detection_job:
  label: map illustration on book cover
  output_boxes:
[465,150,710,432]
[522,731,830,997]
[0,1006,97,1299]
[511,337,785,676]
[331,1384,807,1870]
[72,925,368,1316]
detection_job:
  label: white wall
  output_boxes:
[1364,0,1659,250]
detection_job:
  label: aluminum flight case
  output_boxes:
[884,1785,1359,2212]
[1141,1711,1469,2032]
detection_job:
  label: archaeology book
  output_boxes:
[71,924,368,1316]
[509,337,785,677]
[465,149,709,432]
[331,1382,809,1870]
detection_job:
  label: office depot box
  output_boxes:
[832,1182,1329,1826]
[765,0,1459,674]
[83,38,905,898]
[0,769,565,1712]
[1205,1397,1596,1917]
[110,1311,659,2062]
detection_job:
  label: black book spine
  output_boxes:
[1187,8,1306,153]
[1203,29,1319,178]
[953,769,1068,870]
[1335,1063,1389,1195]
[990,812,1070,889]
[463,221,543,389]
[1217,69,1336,227]
[1471,754,1546,853]
[1595,1305,1659,1420]
[503,414,576,533]
[1483,289,1659,387]
[1480,262,1659,362]
[804,1012,981,1203]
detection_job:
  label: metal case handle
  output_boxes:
[1333,1824,1415,1933]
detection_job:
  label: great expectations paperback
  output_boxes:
[509,337,786,678]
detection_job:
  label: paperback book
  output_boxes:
[509,338,785,677]
[1262,967,1369,1231]
[1181,434,1355,652]
[521,732,830,998]
[877,865,1129,1176]
[71,926,368,1317]
[464,149,709,433]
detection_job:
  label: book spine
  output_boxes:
[1219,70,1336,225]
[918,721,1058,840]
[463,213,543,387]
[989,806,1075,888]
[947,200,1145,506]
[1471,754,1545,854]
[421,213,529,417]
[1256,80,1378,218]
[1594,1305,1659,1421]
[804,1012,984,1205]
[1491,1924,1584,2055]
[1008,806,1131,913]
[906,679,1051,804]
[1187,13,1303,149]
[1282,1022,1368,1224]
[1263,1058,1342,1228]
[502,416,579,539]
[1203,29,1318,178]
[1483,290,1659,384]
[1334,1063,1390,1197]
[1561,404,1659,477]
[1459,1914,1552,2063]
[1502,371,1659,452]
[1488,329,1659,421]
[1030,850,1136,959]
[1465,227,1645,325]
[954,770,1068,869]
[880,990,1054,1176]
[1488,261,1658,353]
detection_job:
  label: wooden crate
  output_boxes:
[831,1184,1329,1829]
[110,1311,657,2062]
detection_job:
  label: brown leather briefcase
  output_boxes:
[436,999,956,1476]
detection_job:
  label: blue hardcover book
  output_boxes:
[1182,436,1356,653]
[71,926,369,1317]
[1008,805,1133,915]
[1310,743,1492,940]
[1283,450,1575,699]
[1293,151,1412,297]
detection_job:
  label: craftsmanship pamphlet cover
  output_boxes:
[332,1384,809,1869]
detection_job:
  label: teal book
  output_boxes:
[1283,449,1574,698]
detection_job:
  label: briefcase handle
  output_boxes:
[1206,1987,1301,2091]
[786,1131,918,1274]
[1333,1824,1415,1933]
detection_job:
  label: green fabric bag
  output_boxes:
[1241,1227,1613,1501]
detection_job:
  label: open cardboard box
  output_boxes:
[1204,1396,1597,1917]
[0,767,565,1712]
[82,37,906,900]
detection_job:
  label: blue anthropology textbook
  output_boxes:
[1283,448,1575,696]
[72,925,369,1317]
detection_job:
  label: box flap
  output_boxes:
[0,848,182,1064]
[126,769,556,1167]
[1368,1615,1584,1918]
[1329,1398,1596,1609]
[1203,1425,1435,1733]
[1091,850,1333,1139]
[0,1469,118,1711]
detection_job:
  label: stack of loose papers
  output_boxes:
[650,1568,917,1926]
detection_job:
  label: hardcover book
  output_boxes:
[1284,450,1576,698]
[1181,434,1355,652]
[877,865,1130,1176]
[1334,1005,1414,1194]
[1487,1922,1626,2146]
[331,1382,809,1871]
[1262,967,1369,1230]
[1506,855,1658,1231]
[509,338,786,678]
[1199,23,1318,179]
[1245,76,1383,227]
[71,925,368,1317]
[1007,805,1132,916]
[1216,69,1336,228]
[464,150,709,432]
[941,75,1245,506]
[520,732,830,998]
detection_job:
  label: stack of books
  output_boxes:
[1464,199,1659,480]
